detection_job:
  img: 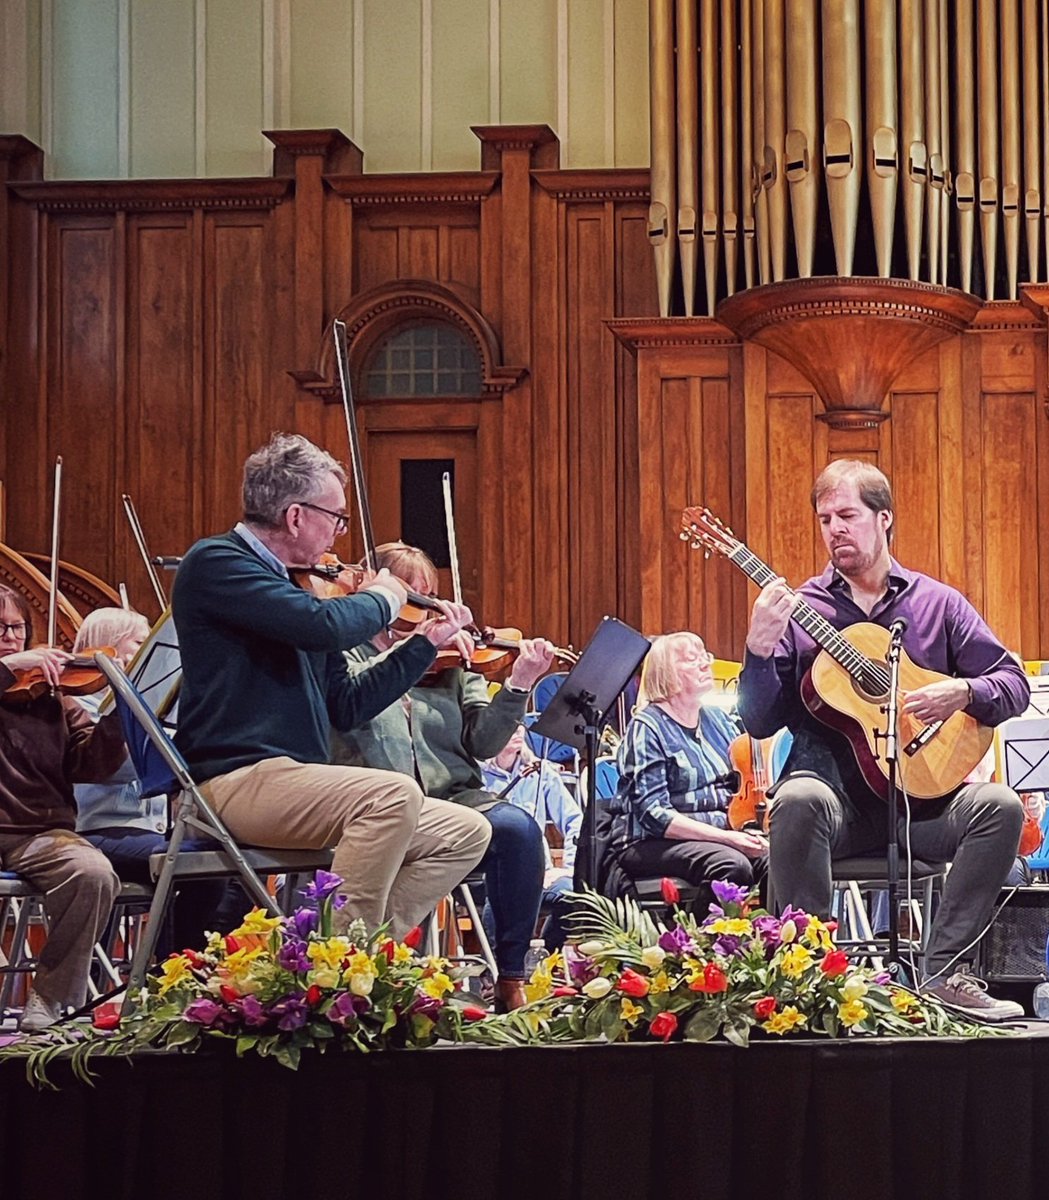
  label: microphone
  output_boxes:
[888,617,908,641]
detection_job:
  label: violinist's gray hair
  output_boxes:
[242,433,347,528]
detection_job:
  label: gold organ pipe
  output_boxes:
[700,0,721,315]
[721,0,740,297]
[923,0,943,284]
[785,0,819,278]
[764,0,788,281]
[676,0,700,316]
[752,0,772,284]
[955,0,977,292]
[822,0,862,276]
[1021,0,1042,280]
[740,0,756,287]
[899,0,926,281]
[938,0,950,283]
[648,0,676,317]
[1000,0,1021,298]
[977,0,999,300]
[865,0,898,278]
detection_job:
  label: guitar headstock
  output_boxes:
[679,506,741,560]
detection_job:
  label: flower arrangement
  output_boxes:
[0,873,992,1086]
[481,879,989,1047]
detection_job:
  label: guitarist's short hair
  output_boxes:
[811,459,894,542]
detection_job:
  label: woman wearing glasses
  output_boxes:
[0,587,125,1031]
[610,632,767,914]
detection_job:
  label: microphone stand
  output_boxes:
[882,620,907,972]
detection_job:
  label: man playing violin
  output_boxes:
[0,587,124,1031]
[172,434,491,938]
[331,541,556,1010]
[738,459,1029,1021]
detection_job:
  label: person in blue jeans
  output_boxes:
[481,723,582,951]
[331,542,554,1011]
[73,607,234,954]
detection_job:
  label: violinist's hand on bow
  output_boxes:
[1,647,71,688]
[508,639,556,692]
[420,600,475,654]
[360,568,409,613]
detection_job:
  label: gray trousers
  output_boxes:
[768,776,1023,978]
[0,829,119,1009]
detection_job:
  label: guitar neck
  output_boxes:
[725,543,877,683]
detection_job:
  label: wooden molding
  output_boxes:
[326,173,499,206]
[471,124,560,170]
[9,178,291,213]
[968,299,1045,332]
[606,316,740,351]
[263,128,362,177]
[0,135,44,181]
[532,169,649,202]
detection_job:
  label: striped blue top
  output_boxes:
[610,703,739,847]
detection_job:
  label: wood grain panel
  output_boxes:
[888,392,941,580]
[354,224,400,292]
[766,394,820,586]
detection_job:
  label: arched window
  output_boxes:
[364,323,481,398]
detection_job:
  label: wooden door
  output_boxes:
[366,428,481,614]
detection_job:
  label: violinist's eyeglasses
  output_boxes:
[299,502,351,535]
[0,622,27,638]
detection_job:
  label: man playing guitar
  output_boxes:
[737,459,1029,1021]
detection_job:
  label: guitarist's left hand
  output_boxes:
[902,678,971,723]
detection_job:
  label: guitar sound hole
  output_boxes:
[852,664,888,704]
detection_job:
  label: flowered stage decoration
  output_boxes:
[0,874,990,1086]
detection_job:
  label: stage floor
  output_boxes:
[2,1031,1047,1200]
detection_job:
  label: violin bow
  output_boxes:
[121,493,167,616]
[441,470,464,606]
[47,456,62,648]
[332,319,378,572]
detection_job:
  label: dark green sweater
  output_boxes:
[172,530,436,783]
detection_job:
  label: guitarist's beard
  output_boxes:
[829,541,882,577]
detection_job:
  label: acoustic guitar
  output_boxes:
[680,505,993,803]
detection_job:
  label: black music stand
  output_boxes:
[531,617,651,890]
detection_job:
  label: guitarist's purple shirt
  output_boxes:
[738,559,1030,809]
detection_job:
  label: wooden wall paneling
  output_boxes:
[49,215,121,587]
[446,223,481,308]
[960,332,986,615]
[124,213,198,610]
[887,392,942,582]
[565,203,616,645]
[529,180,568,643]
[765,393,823,586]
[1038,337,1049,657]
[726,344,749,660]
[324,187,353,326]
[980,390,1037,653]
[660,374,696,637]
[934,338,968,592]
[742,341,770,568]
[354,219,400,294]
[692,376,737,658]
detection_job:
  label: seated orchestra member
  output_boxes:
[0,587,123,1031]
[73,607,231,952]
[609,632,767,912]
[738,459,1029,1021]
[331,541,554,1011]
[480,722,583,951]
[171,434,491,938]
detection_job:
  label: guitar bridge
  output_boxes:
[904,720,943,757]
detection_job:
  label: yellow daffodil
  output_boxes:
[649,969,673,994]
[707,917,752,937]
[582,976,612,999]
[802,916,835,951]
[525,973,553,1003]
[619,998,645,1025]
[230,908,283,939]
[308,937,352,972]
[891,989,919,1012]
[347,971,375,996]
[838,998,869,1027]
[762,1005,807,1035]
[779,944,814,979]
[841,974,869,1002]
[157,954,194,995]
[221,946,264,979]
[312,967,343,990]
[641,945,667,971]
[420,971,454,1000]
[393,943,414,964]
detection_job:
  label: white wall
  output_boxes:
[1,0,650,179]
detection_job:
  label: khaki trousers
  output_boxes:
[201,757,490,938]
[0,829,120,1009]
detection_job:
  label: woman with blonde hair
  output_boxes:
[609,632,767,912]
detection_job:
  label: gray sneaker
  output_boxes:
[19,990,63,1033]
[922,968,1024,1023]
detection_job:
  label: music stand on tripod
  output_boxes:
[531,617,651,889]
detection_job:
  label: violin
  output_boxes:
[727,733,774,832]
[3,646,117,705]
[290,554,449,623]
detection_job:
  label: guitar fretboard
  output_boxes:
[726,543,891,693]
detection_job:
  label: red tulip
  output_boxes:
[820,949,850,977]
[617,968,651,998]
[92,1002,122,1030]
[462,1004,488,1021]
[660,877,681,905]
[403,925,424,950]
[649,1011,678,1042]
[689,963,729,993]
[306,984,323,1007]
[753,996,777,1020]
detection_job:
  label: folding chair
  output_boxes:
[95,654,334,1010]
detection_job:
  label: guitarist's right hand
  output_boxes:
[746,577,797,658]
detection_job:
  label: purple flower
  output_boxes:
[328,991,367,1026]
[658,924,696,956]
[184,997,227,1027]
[277,937,311,974]
[235,994,268,1028]
[751,915,783,950]
[410,992,443,1020]
[270,993,309,1032]
[713,934,742,957]
[710,880,750,908]
[564,942,599,986]
[332,894,348,911]
[284,907,319,939]
[875,971,891,985]
[0,1034,24,1048]
[302,870,343,901]
[778,905,810,933]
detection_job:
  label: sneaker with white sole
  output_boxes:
[19,990,63,1033]
[922,968,1024,1023]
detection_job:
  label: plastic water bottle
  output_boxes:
[1033,933,1049,1019]
[523,938,547,978]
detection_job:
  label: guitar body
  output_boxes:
[801,622,993,802]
